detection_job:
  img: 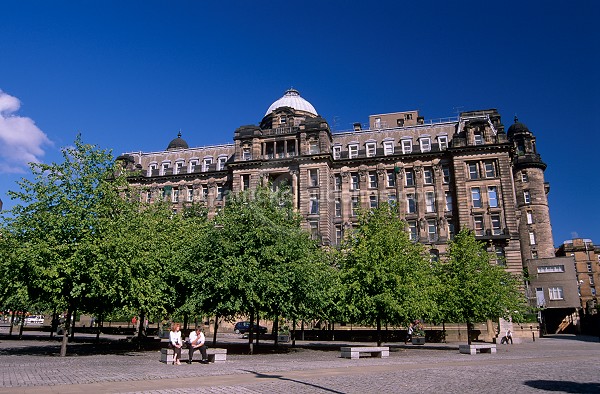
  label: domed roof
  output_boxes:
[265,89,317,116]
[507,116,530,137]
[167,131,189,150]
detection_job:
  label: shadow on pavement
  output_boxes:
[524,380,600,393]
[242,369,345,393]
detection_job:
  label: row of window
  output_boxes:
[148,156,228,176]
[471,186,500,209]
[146,185,225,203]
[332,135,449,159]
[467,160,497,180]
[328,167,452,191]
[473,214,504,236]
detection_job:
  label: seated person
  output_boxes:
[169,323,183,365]
[188,327,209,364]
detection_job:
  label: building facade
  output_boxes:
[119,89,571,319]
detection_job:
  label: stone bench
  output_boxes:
[340,346,389,359]
[459,344,496,355]
[160,348,227,363]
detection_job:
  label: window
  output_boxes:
[529,231,536,245]
[488,186,498,208]
[388,194,397,207]
[471,187,482,208]
[369,172,378,188]
[351,173,360,190]
[242,174,250,190]
[146,190,152,203]
[309,169,319,187]
[495,247,506,266]
[524,190,531,204]
[397,118,404,127]
[425,192,436,213]
[217,156,227,171]
[445,191,453,212]
[438,135,448,150]
[430,249,440,262]
[333,145,341,160]
[406,193,416,214]
[484,161,496,178]
[148,163,157,177]
[592,287,597,296]
[442,166,451,184]
[386,170,396,187]
[532,250,538,259]
[448,222,455,240]
[474,132,483,145]
[405,113,413,120]
[349,144,358,159]
[172,188,179,203]
[537,265,565,273]
[420,137,431,152]
[334,174,342,191]
[335,225,343,245]
[405,170,415,186]
[201,186,208,201]
[309,221,319,240]
[521,172,529,182]
[202,157,212,172]
[216,186,223,201]
[366,142,376,157]
[408,221,418,241]
[335,198,342,217]
[369,195,378,209]
[175,161,184,175]
[423,167,433,184]
[187,187,194,202]
[189,160,198,172]
[374,117,381,129]
[474,215,484,236]
[548,287,564,300]
[161,162,170,176]
[589,274,595,285]
[383,141,394,156]
[309,140,319,154]
[401,139,412,154]
[242,147,252,161]
[309,193,319,214]
[526,211,533,224]
[491,215,502,235]
[587,262,593,272]
[427,219,437,242]
[351,196,359,216]
[468,163,479,179]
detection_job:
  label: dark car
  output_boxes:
[234,321,268,334]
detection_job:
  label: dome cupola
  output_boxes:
[167,131,189,150]
[265,89,318,117]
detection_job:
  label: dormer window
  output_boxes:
[203,157,213,172]
[189,159,198,173]
[242,147,252,161]
[383,140,394,156]
[217,156,227,171]
[161,162,170,176]
[280,115,287,124]
[349,144,359,159]
[333,145,341,160]
[374,117,381,129]
[419,137,431,152]
[401,139,412,154]
[438,135,448,150]
[175,161,184,175]
[309,140,319,154]
[366,142,376,157]
[148,163,157,177]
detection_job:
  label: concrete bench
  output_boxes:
[160,348,227,363]
[340,346,389,359]
[459,344,496,355]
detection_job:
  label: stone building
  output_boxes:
[119,89,572,323]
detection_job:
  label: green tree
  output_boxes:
[441,229,526,344]
[339,204,438,345]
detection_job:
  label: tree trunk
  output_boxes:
[273,314,279,346]
[467,321,472,345]
[8,310,16,336]
[212,315,219,346]
[301,320,305,340]
[60,308,72,357]
[18,312,26,339]
[442,321,446,343]
[183,314,188,331]
[248,309,254,355]
[50,307,57,339]
[256,313,260,346]
[376,317,382,346]
[95,313,103,344]
[291,318,296,348]
[137,311,146,340]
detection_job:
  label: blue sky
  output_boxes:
[1,0,598,246]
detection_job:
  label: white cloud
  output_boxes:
[0,90,52,173]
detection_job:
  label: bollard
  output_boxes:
[532,331,535,342]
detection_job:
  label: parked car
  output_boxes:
[234,321,268,334]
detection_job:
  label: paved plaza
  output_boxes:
[1,331,599,393]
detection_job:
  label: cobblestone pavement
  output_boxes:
[0,333,599,393]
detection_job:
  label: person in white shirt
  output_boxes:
[169,323,183,365]
[188,327,208,364]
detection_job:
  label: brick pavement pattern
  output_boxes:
[1,335,599,393]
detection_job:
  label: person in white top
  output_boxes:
[169,323,183,365]
[188,327,208,364]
